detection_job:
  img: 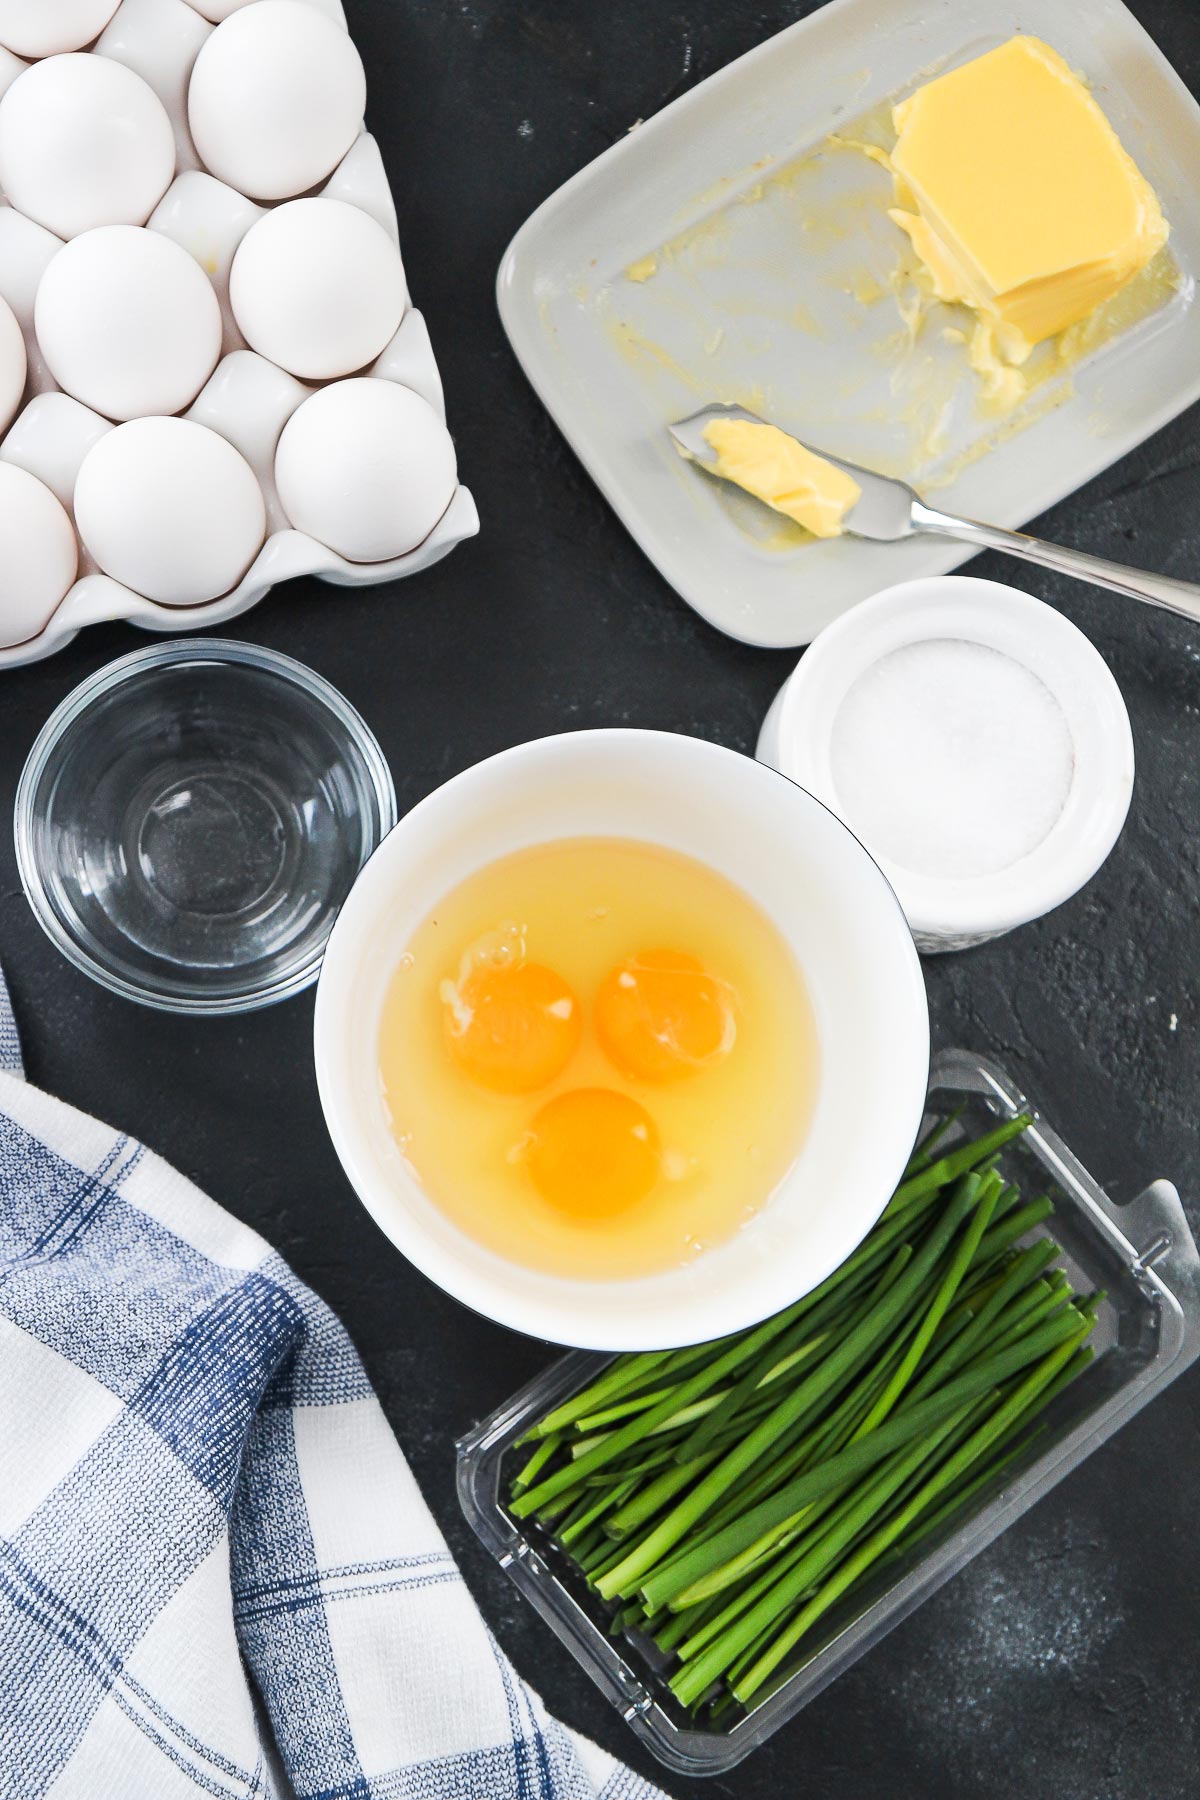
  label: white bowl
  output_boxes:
[757,576,1135,953]
[314,729,929,1350]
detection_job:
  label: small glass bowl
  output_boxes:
[15,639,397,1014]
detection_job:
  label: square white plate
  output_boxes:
[497,0,1200,647]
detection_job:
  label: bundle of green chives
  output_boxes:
[505,1112,1099,1717]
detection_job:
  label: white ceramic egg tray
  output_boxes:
[0,0,478,669]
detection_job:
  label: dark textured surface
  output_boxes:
[4,2,1200,1794]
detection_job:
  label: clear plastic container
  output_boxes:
[457,1049,1200,1777]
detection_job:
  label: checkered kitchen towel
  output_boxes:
[0,971,665,1800]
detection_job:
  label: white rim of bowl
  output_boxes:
[313,728,930,1349]
[13,638,398,1015]
[765,576,1135,941]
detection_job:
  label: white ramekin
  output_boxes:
[757,576,1135,953]
[314,729,929,1350]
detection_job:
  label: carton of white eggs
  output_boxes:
[0,0,478,666]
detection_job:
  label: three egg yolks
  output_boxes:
[440,944,735,1218]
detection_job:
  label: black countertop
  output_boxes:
[4,3,1200,1795]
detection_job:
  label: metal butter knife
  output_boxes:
[670,402,1200,627]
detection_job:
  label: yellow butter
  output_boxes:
[702,419,861,538]
[889,36,1168,373]
[624,253,658,283]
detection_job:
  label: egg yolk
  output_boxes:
[595,949,735,1083]
[442,957,580,1094]
[526,1088,661,1218]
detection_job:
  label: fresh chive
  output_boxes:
[730,1327,1092,1703]
[504,1114,1095,1719]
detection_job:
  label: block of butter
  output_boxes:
[702,418,862,537]
[889,36,1168,375]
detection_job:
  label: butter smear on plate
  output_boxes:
[701,418,862,537]
[887,36,1168,400]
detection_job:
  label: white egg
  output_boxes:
[0,463,77,649]
[36,226,222,422]
[229,199,406,381]
[188,0,365,201]
[275,378,457,562]
[0,0,119,56]
[0,54,175,240]
[0,294,26,433]
[74,416,266,605]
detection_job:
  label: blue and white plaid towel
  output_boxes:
[0,971,665,1800]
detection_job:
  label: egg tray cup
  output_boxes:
[0,0,478,670]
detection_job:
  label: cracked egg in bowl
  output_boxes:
[314,730,928,1349]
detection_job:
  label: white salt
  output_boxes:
[827,638,1075,881]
